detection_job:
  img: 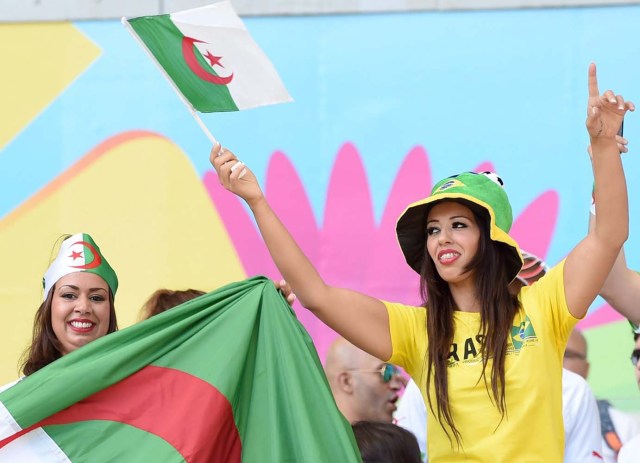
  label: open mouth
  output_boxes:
[68,320,96,332]
[438,250,460,264]
[388,395,399,411]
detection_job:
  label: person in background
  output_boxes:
[139,280,295,320]
[352,420,422,463]
[564,328,590,379]
[395,251,604,462]
[562,326,639,462]
[588,202,640,329]
[325,338,405,424]
[617,330,640,462]
[590,328,640,462]
[586,131,640,462]
[139,288,205,319]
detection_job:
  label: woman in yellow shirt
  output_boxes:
[211,64,633,462]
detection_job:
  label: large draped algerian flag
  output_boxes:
[0,277,361,462]
[123,1,293,113]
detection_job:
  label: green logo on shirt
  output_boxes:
[510,315,537,352]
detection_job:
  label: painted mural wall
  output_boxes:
[1,6,639,413]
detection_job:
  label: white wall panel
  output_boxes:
[0,0,639,21]
[0,0,157,22]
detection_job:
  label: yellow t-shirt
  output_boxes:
[386,259,579,463]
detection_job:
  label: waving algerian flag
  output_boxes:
[0,277,361,462]
[123,1,292,113]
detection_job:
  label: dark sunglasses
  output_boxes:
[631,349,640,367]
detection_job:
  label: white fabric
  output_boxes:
[0,380,71,462]
[618,434,640,463]
[42,232,89,300]
[562,369,603,462]
[602,407,640,463]
[170,1,293,110]
[395,378,427,462]
[394,369,603,462]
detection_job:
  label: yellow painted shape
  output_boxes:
[0,132,246,384]
[0,23,100,149]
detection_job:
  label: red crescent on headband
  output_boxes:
[69,241,102,270]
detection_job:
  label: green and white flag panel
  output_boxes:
[125,1,293,113]
[0,277,361,462]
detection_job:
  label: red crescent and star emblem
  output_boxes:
[69,241,102,270]
[181,36,234,85]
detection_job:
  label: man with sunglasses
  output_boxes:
[325,338,405,423]
[617,330,640,462]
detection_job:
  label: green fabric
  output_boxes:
[1,277,361,462]
[47,421,184,462]
[128,14,238,112]
[429,172,512,233]
[79,233,118,296]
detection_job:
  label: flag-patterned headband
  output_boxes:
[42,233,118,300]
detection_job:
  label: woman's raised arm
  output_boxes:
[210,145,392,360]
[564,63,634,319]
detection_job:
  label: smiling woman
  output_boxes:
[18,233,118,378]
[51,272,112,356]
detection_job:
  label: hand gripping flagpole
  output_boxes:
[121,17,220,148]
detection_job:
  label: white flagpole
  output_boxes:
[188,108,219,146]
[121,17,219,147]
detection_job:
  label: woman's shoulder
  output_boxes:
[382,300,426,313]
[382,300,426,327]
[519,259,567,299]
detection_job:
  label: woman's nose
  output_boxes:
[74,296,91,313]
[438,228,452,244]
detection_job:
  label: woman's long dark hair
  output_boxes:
[20,284,118,376]
[420,199,520,447]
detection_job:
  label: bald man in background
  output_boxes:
[325,338,404,423]
[563,328,590,379]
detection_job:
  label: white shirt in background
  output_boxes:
[601,406,640,463]
[617,434,640,463]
